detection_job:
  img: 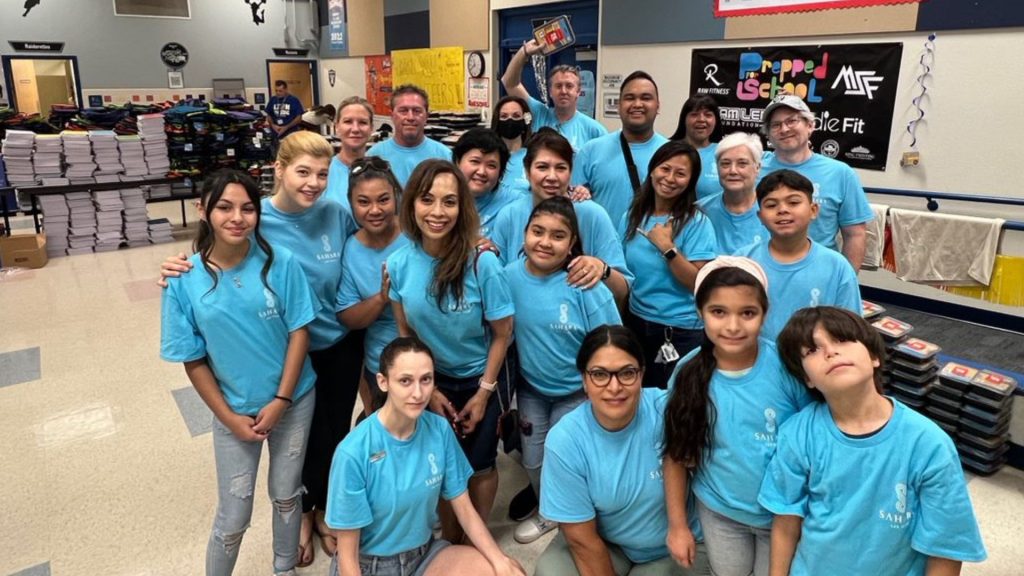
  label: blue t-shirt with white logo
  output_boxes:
[572,130,669,226]
[260,197,357,351]
[759,400,987,575]
[737,239,862,340]
[619,212,718,328]
[542,388,702,563]
[697,192,769,255]
[526,95,607,150]
[695,143,721,201]
[505,257,621,397]
[160,243,318,415]
[669,339,812,528]
[476,186,521,238]
[760,152,873,251]
[387,244,514,378]
[367,137,451,188]
[323,155,352,211]
[326,411,474,556]
[337,233,411,374]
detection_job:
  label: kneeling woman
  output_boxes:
[536,325,710,576]
[326,337,524,576]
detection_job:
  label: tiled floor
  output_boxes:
[0,201,1019,575]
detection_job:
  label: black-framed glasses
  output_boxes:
[585,366,641,387]
[351,156,391,176]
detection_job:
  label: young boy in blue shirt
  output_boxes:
[737,169,861,340]
[760,306,986,576]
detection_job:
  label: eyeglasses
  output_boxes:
[768,116,805,133]
[585,366,641,387]
[351,156,391,176]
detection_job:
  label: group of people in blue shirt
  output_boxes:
[158,62,987,576]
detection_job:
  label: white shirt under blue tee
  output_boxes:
[367,137,451,187]
[697,193,769,255]
[542,388,702,563]
[669,339,813,528]
[737,239,861,340]
[572,130,669,226]
[505,257,622,397]
[337,233,411,374]
[387,244,515,378]
[526,95,608,150]
[161,243,318,415]
[326,411,474,556]
[758,399,986,575]
[760,152,873,251]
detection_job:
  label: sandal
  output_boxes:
[315,510,338,556]
[297,512,316,567]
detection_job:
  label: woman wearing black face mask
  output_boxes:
[492,95,532,197]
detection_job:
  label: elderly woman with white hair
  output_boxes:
[696,132,770,255]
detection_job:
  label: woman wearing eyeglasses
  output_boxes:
[695,132,769,256]
[323,96,375,210]
[534,325,710,576]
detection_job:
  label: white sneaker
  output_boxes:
[274,571,297,576]
[513,514,557,544]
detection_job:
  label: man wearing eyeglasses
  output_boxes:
[760,95,872,270]
[367,84,451,187]
[501,40,607,150]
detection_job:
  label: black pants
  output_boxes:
[625,312,702,390]
[303,329,365,512]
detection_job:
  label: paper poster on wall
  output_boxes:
[467,78,489,109]
[328,0,346,52]
[602,74,622,118]
[365,55,393,116]
[714,0,923,18]
[690,43,902,170]
[392,47,465,111]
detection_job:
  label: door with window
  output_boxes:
[2,56,83,115]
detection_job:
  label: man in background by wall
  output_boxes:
[501,39,607,150]
[367,84,450,187]
[760,94,872,270]
[266,79,305,150]
[572,70,667,225]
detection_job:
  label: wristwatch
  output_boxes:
[662,247,679,261]
[479,378,497,392]
[601,262,612,280]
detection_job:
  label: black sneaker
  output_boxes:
[508,484,538,521]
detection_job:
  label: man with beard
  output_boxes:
[367,84,450,187]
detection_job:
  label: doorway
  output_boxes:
[2,55,83,115]
[265,59,319,110]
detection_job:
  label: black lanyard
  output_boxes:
[619,132,642,194]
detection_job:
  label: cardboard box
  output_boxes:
[0,233,48,269]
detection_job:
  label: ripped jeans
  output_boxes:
[207,390,315,576]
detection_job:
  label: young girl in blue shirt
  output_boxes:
[663,256,811,576]
[386,159,515,544]
[621,140,718,389]
[504,196,622,544]
[160,169,319,576]
[327,336,525,576]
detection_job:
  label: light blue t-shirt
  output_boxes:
[161,243,318,415]
[337,233,411,374]
[737,239,862,340]
[695,143,721,200]
[476,186,521,238]
[505,258,622,397]
[620,212,718,328]
[367,137,451,187]
[527,95,608,150]
[260,196,358,351]
[387,244,515,378]
[326,411,473,556]
[697,193,769,255]
[324,155,352,211]
[542,388,702,563]
[490,196,632,286]
[498,147,530,198]
[760,152,873,251]
[758,400,987,575]
[572,131,669,226]
[669,339,812,529]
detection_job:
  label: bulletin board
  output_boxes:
[391,47,465,111]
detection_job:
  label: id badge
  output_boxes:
[656,342,680,364]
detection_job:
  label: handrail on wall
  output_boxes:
[864,187,1024,232]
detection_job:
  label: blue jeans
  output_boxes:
[518,378,587,492]
[696,499,770,576]
[206,390,315,576]
[329,537,451,576]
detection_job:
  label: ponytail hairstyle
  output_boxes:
[663,265,769,470]
[400,159,480,310]
[524,196,583,268]
[378,335,435,378]
[194,169,274,295]
[625,140,701,241]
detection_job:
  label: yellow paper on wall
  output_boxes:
[392,47,465,111]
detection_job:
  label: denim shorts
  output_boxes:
[435,371,503,472]
[328,537,450,576]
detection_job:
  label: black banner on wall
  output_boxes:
[690,43,902,171]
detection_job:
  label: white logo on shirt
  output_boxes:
[425,453,443,487]
[765,408,777,434]
[559,303,569,324]
[809,288,821,307]
[878,482,912,529]
[322,234,332,252]
[260,288,280,320]
[316,233,341,262]
[754,407,778,445]
[549,302,581,333]
[428,453,439,475]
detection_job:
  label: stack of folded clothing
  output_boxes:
[39,194,70,257]
[93,189,125,252]
[117,134,147,177]
[121,187,150,247]
[138,113,169,177]
[148,217,175,244]
[62,131,96,182]
[1,130,37,186]
[33,134,64,181]
[91,130,123,176]
[66,190,97,254]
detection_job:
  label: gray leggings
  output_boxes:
[535,531,711,576]
[696,499,771,576]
